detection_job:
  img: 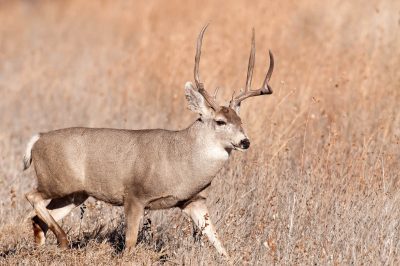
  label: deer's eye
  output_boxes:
[216,120,227,126]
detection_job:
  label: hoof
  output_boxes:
[58,237,69,249]
[124,246,135,254]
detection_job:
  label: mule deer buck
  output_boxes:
[23,25,274,257]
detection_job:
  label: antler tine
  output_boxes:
[260,50,274,94]
[245,28,256,92]
[194,24,219,110]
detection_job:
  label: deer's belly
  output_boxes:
[144,180,211,210]
[146,195,184,210]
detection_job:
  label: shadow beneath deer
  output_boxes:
[70,217,167,257]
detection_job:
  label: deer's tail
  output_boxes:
[23,134,40,170]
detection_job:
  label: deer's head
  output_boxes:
[185,25,274,152]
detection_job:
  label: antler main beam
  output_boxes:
[229,30,274,109]
[194,24,220,111]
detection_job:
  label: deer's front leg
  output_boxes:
[182,198,228,257]
[124,197,144,251]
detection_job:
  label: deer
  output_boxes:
[23,25,274,257]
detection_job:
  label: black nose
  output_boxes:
[240,138,250,149]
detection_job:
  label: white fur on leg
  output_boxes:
[50,204,76,221]
[183,200,228,256]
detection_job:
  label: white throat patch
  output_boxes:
[205,145,229,161]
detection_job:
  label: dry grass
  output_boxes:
[0,0,399,264]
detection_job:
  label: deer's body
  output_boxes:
[30,123,228,209]
[23,25,274,258]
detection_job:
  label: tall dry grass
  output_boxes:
[0,0,399,264]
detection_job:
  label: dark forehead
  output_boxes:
[218,106,242,124]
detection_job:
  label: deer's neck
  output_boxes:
[182,120,230,176]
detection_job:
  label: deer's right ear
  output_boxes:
[185,82,214,118]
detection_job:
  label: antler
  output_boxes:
[229,30,274,109]
[194,24,220,110]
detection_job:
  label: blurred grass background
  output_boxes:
[0,0,399,264]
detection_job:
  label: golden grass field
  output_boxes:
[0,0,399,264]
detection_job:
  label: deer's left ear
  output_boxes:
[185,82,214,118]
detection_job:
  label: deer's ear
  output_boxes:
[232,103,241,115]
[185,82,214,118]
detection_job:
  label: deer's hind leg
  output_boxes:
[26,191,87,248]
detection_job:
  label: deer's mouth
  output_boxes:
[231,143,246,152]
